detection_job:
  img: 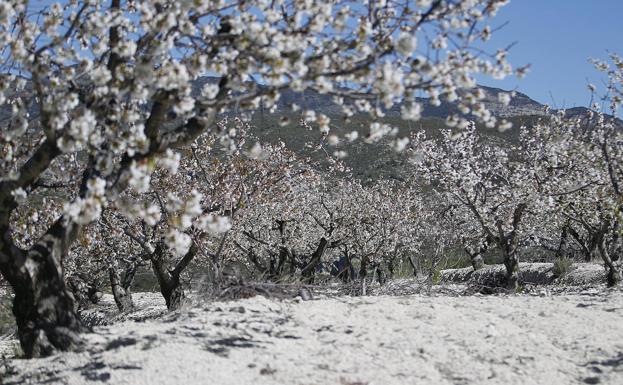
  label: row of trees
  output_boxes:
[63,120,429,311]
[38,105,623,323]
[409,109,623,288]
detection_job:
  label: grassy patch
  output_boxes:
[0,291,15,336]
[552,257,574,278]
[131,270,160,293]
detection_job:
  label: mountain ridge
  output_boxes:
[191,76,596,121]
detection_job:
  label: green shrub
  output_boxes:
[552,257,574,278]
[431,269,442,284]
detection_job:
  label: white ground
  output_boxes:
[2,287,623,385]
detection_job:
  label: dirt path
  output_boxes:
[2,289,623,385]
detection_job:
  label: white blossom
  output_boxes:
[392,137,410,152]
[401,102,422,121]
[344,131,359,142]
[201,83,220,99]
[498,92,512,106]
[0,3,15,26]
[247,142,267,160]
[165,229,192,257]
[395,32,417,57]
[158,149,181,174]
[128,161,152,193]
[317,114,330,134]
[11,187,27,204]
[498,119,513,132]
[196,214,232,235]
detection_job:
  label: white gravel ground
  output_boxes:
[2,287,622,385]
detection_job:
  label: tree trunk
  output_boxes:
[555,225,570,260]
[345,252,356,281]
[464,241,487,271]
[359,254,369,281]
[597,237,621,287]
[150,248,185,310]
[358,255,370,296]
[0,221,83,358]
[147,239,201,310]
[386,257,395,280]
[376,264,386,285]
[503,251,519,290]
[568,226,598,262]
[498,204,525,290]
[407,255,418,277]
[109,265,134,313]
[607,266,621,287]
[301,237,328,284]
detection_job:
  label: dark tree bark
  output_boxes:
[464,247,485,271]
[301,237,329,284]
[375,263,386,285]
[464,235,493,271]
[567,225,598,262]
[0,219,84,358]
[498,204,526,290]
[385,244,401,280]
[151,255,185,310]
[463,191,525,289]
[0,138,100,357]
[555,225,570,260]
[407,255,418,277]
[465,203,525,290]
[109,267,134,313]
[149,242,198,310]
[597,236,621,287]
[68,274,102,309]
[359,254,369,280]
[502,252,519,290]
[331,247,357,282]
[567,214,620,286]
[359,254,371,296]
[109,260,140,313]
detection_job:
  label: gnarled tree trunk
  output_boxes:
[0,220,83,358]
[497,204,526,291]
[109,260,139,313]
[597,236,621,287]
[407,255,418,277]
[331,248,357,282]
[150,251,185,310]
[301,237,329,284]
[152,265,185,310]
[503,251,520,290]
[149,242,198,310]
[464,235,492,271]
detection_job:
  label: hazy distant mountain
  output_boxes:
[193,76,561,119]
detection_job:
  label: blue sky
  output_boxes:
[477,0,623,108]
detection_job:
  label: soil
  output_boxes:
[1,276,622,385]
